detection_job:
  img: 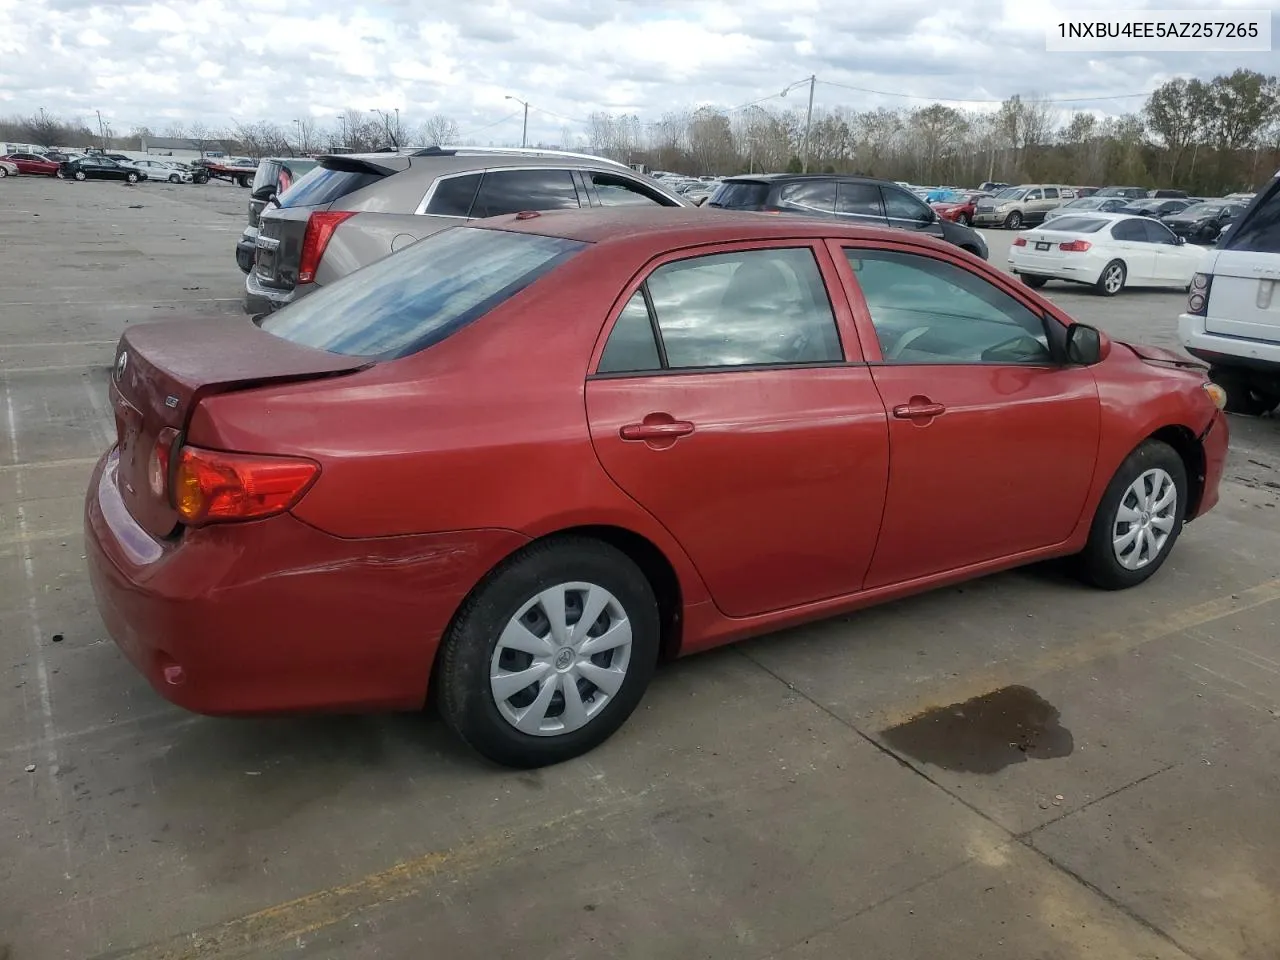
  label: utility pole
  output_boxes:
[395,107,400,148]
[96,110,107,151]
[337,114,347,150]
[505,96,530,148]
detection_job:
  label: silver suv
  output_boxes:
[972,184,1076,229]
[247,147,689,312]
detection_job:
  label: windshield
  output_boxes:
[1038,217,1109,232]
[259,227,585,358]
[993,188,1025,200]
[708,181,771,209]
[1064,198,1100,209]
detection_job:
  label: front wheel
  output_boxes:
[438,537,660,768]
[0,167,7,178]
[126,172,139,183]
[73,170,86,181]
[169,174,180,183]
[1075,440,1187,590]
[961,213,973,226]
[1095,259,1126,296]
[1004,210,1023,230]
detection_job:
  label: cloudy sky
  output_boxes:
[1,0,1277,144]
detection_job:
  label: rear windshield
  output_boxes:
[258,227,585,358]
[278,163,385,209]
[708,181,771,209]
[1038,217,1109,233]
[251,160,281,193]
[1222,178,1280,254]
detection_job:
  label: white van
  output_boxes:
[1179,169,1280,414]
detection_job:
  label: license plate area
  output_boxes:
[1035,241,1050,251]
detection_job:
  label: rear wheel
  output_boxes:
[0,167,7,178]
[961,212,973,226]
[1095,259,1126,296]
[1075,440,1187,590]
[438,537,660,767]
[126,172,139,184]
[1020,274,1048,288]
[1004,210,1023,229]
[237,175,251,188]
[169,174,180,183]
[1210,367,1280,416]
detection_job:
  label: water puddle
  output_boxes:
[880,685,1073,774]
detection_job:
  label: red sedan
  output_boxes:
[0,152,60,176]
[85,208,1229,767]
[931,191,990,225]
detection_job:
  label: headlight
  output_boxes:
[1203,382,1227,410]
[996,202,1009,210]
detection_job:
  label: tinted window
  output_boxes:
[708,181,770,209]
[1044,188,1059,199]
[1223,178,1280,254]
[778,181,836,216]
[1111,219,1147,241]
[837,182,883,218]
[598,292,661,373]
[591,173,665,207]
[1038,217,1109,233]
[425,173,482,217]
[882,188,932,222]
[644,248,842,368]
[845,250,1050,365]
[471,169,580,218]
[279,164,385,208]
[1140,219,1177,244]
[259,227,584,358]
[251,160,281,193]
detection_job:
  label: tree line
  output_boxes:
[3,69,1276,194]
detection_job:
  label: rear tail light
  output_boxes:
[1187,272,1212,316]
[172,446,319,525]
[148,427,179,499]
[1012,236,1027,247]
[297,211,355,283]
[1059,240,1092,252]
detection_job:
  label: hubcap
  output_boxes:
[1112,468,1177,570]
[1105,266,1123,292]
[490,582,632,737]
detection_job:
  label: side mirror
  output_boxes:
[1065,323,1107,365]
[1176,235,1186,245]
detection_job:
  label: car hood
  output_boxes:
[1121,341,1207,370]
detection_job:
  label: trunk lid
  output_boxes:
[253,205,313,290]
[1203,173,1280,344]
[110,318,370,537]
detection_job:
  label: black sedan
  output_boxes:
[1117,198,1192,219]
[59,156,147,183]
[1162,201,1247,245]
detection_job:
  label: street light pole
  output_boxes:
[780,75,817,173]
[505,95,530,148]
[338,114,347,150]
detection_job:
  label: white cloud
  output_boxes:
[0,0,1276,142]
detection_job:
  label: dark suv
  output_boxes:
[247,147,688,312]
[236,157,320,273]
[707,174,989,260]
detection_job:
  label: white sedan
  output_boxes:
[1007,212,1206,296]
[130,159,193,183]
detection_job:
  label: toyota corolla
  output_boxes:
[86,208,1229,767]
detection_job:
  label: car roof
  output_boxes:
[470,206,956,249]
[720,173,894,185]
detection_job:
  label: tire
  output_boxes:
[1075,439,1188,590]
[73,170,86,181]
[1004,210,1023,230]
[1095,259,1126,296]
[126,172,139,183]
[0,167,7,178]
[238,175,250,188]
[438,537,660,768]
[1021,274,1048,288]
[194,174,208,184]
[1210,367,1280,416]
[961,213,973,226]
[169,174,180,183]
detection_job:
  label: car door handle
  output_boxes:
[892,401,946,420]
[620,419,695,441]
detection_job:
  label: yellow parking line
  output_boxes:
[873,576,1280,728]
[97,579,1280,959]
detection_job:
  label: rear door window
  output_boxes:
[1223,178,1280,254]
[837,183,885,220]
[259,227,585,358]
[589,173,668,207]
[1111,219,1146,241]
[1044,188,1059,200]
[777,181,836,216]
[707,181,770,209]
[471,169,581,218]
[424,173,482,217]
[1140,219,1177,244]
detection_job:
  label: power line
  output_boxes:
[529,104,591,125]
[816,78,1152,104]
[457,110,523,140]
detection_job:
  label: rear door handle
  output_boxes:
[620,420,695,441]
[892,401,946,420]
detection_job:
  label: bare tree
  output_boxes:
[420,115,460,146]
[162,122,187,139]
[187,121,213,157]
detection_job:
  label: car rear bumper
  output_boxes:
[244,269,307,313]
[85,448,529,716]
[1179,313,1280,373]
[235,227,257,273]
